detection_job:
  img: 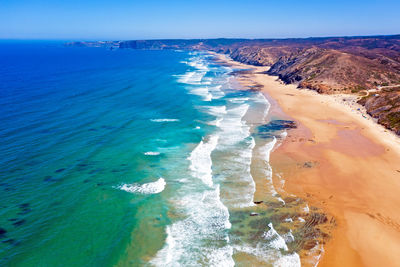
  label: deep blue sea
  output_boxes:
[0,42,308,266]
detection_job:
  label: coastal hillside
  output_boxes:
[358,86,400,135]
[67,35,400,133]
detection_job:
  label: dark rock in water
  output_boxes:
[12,219,26,227]
[0,228,7,236]
[4,186,16,192]
[101,125,115,130]
[17,203,32,215]
[43,176,61,183]
[261,120,296,131]
[18,209,31,215]
[55,168,65,173]
[303,162,314,168]
[77,163,88,167]
[19,203,29,208]
[254,201,263,204]
[284,196,301,204]
[43,176,53,182]
[2,238,16,245]
[229,69,254,76]
[303,239,318,250]
[305,213,328,227]
[248,84,264,91]
[257,120,296,139]
[250,212,259,216]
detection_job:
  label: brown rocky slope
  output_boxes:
[358,86,400,135]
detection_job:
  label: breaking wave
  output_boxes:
[150,119,180,122]
[116,178,166,194]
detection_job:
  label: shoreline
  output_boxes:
[214,52,400,266]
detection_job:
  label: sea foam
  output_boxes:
[144,151,160,156]
[188,135,219,187]
[150,119,180,122]
[233,222,301,267]
[150,185,234,267]
[117,178,166,194]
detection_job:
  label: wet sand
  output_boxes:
[214,53,400,266]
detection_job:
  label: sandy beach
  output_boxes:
[214,53,400,266]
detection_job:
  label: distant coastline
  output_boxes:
[66,34,400,135]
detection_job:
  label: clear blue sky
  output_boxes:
[1,0,399,40]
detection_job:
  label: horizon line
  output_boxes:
[1,33,400,42]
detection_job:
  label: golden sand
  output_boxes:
[214,53,400,266]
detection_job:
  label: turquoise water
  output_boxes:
[0,43,307,266]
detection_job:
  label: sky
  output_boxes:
[1,0,399,40]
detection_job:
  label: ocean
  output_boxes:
[0,42,307,266]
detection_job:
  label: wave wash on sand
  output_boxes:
[150,52,309,266]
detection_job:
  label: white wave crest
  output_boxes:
[208,85,225,99]
[229,97,249,104]
[188,86,213,101]
[233,223,300,267]
[150,119,180,122]
[256,92,271,121]
[188,135,219,187]
[208,117,223,127]
[233,241,300,267]
[187,58,209,71]
[258,137,285,202]
[150,185,233,267]
[144,151,160,156]
[205,105,227,116]
[176,71,206,85]
[263,223,289,250]
[260,136,277,162]
[217,104,250,146]
[117,178,166,194]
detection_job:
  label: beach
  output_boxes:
[3,43,400,266]
[215,53,400,266]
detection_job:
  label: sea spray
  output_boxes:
[117,178,166,194]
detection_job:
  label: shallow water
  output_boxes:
[0,43,311,266]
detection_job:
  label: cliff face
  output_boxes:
[229,46,294,66]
